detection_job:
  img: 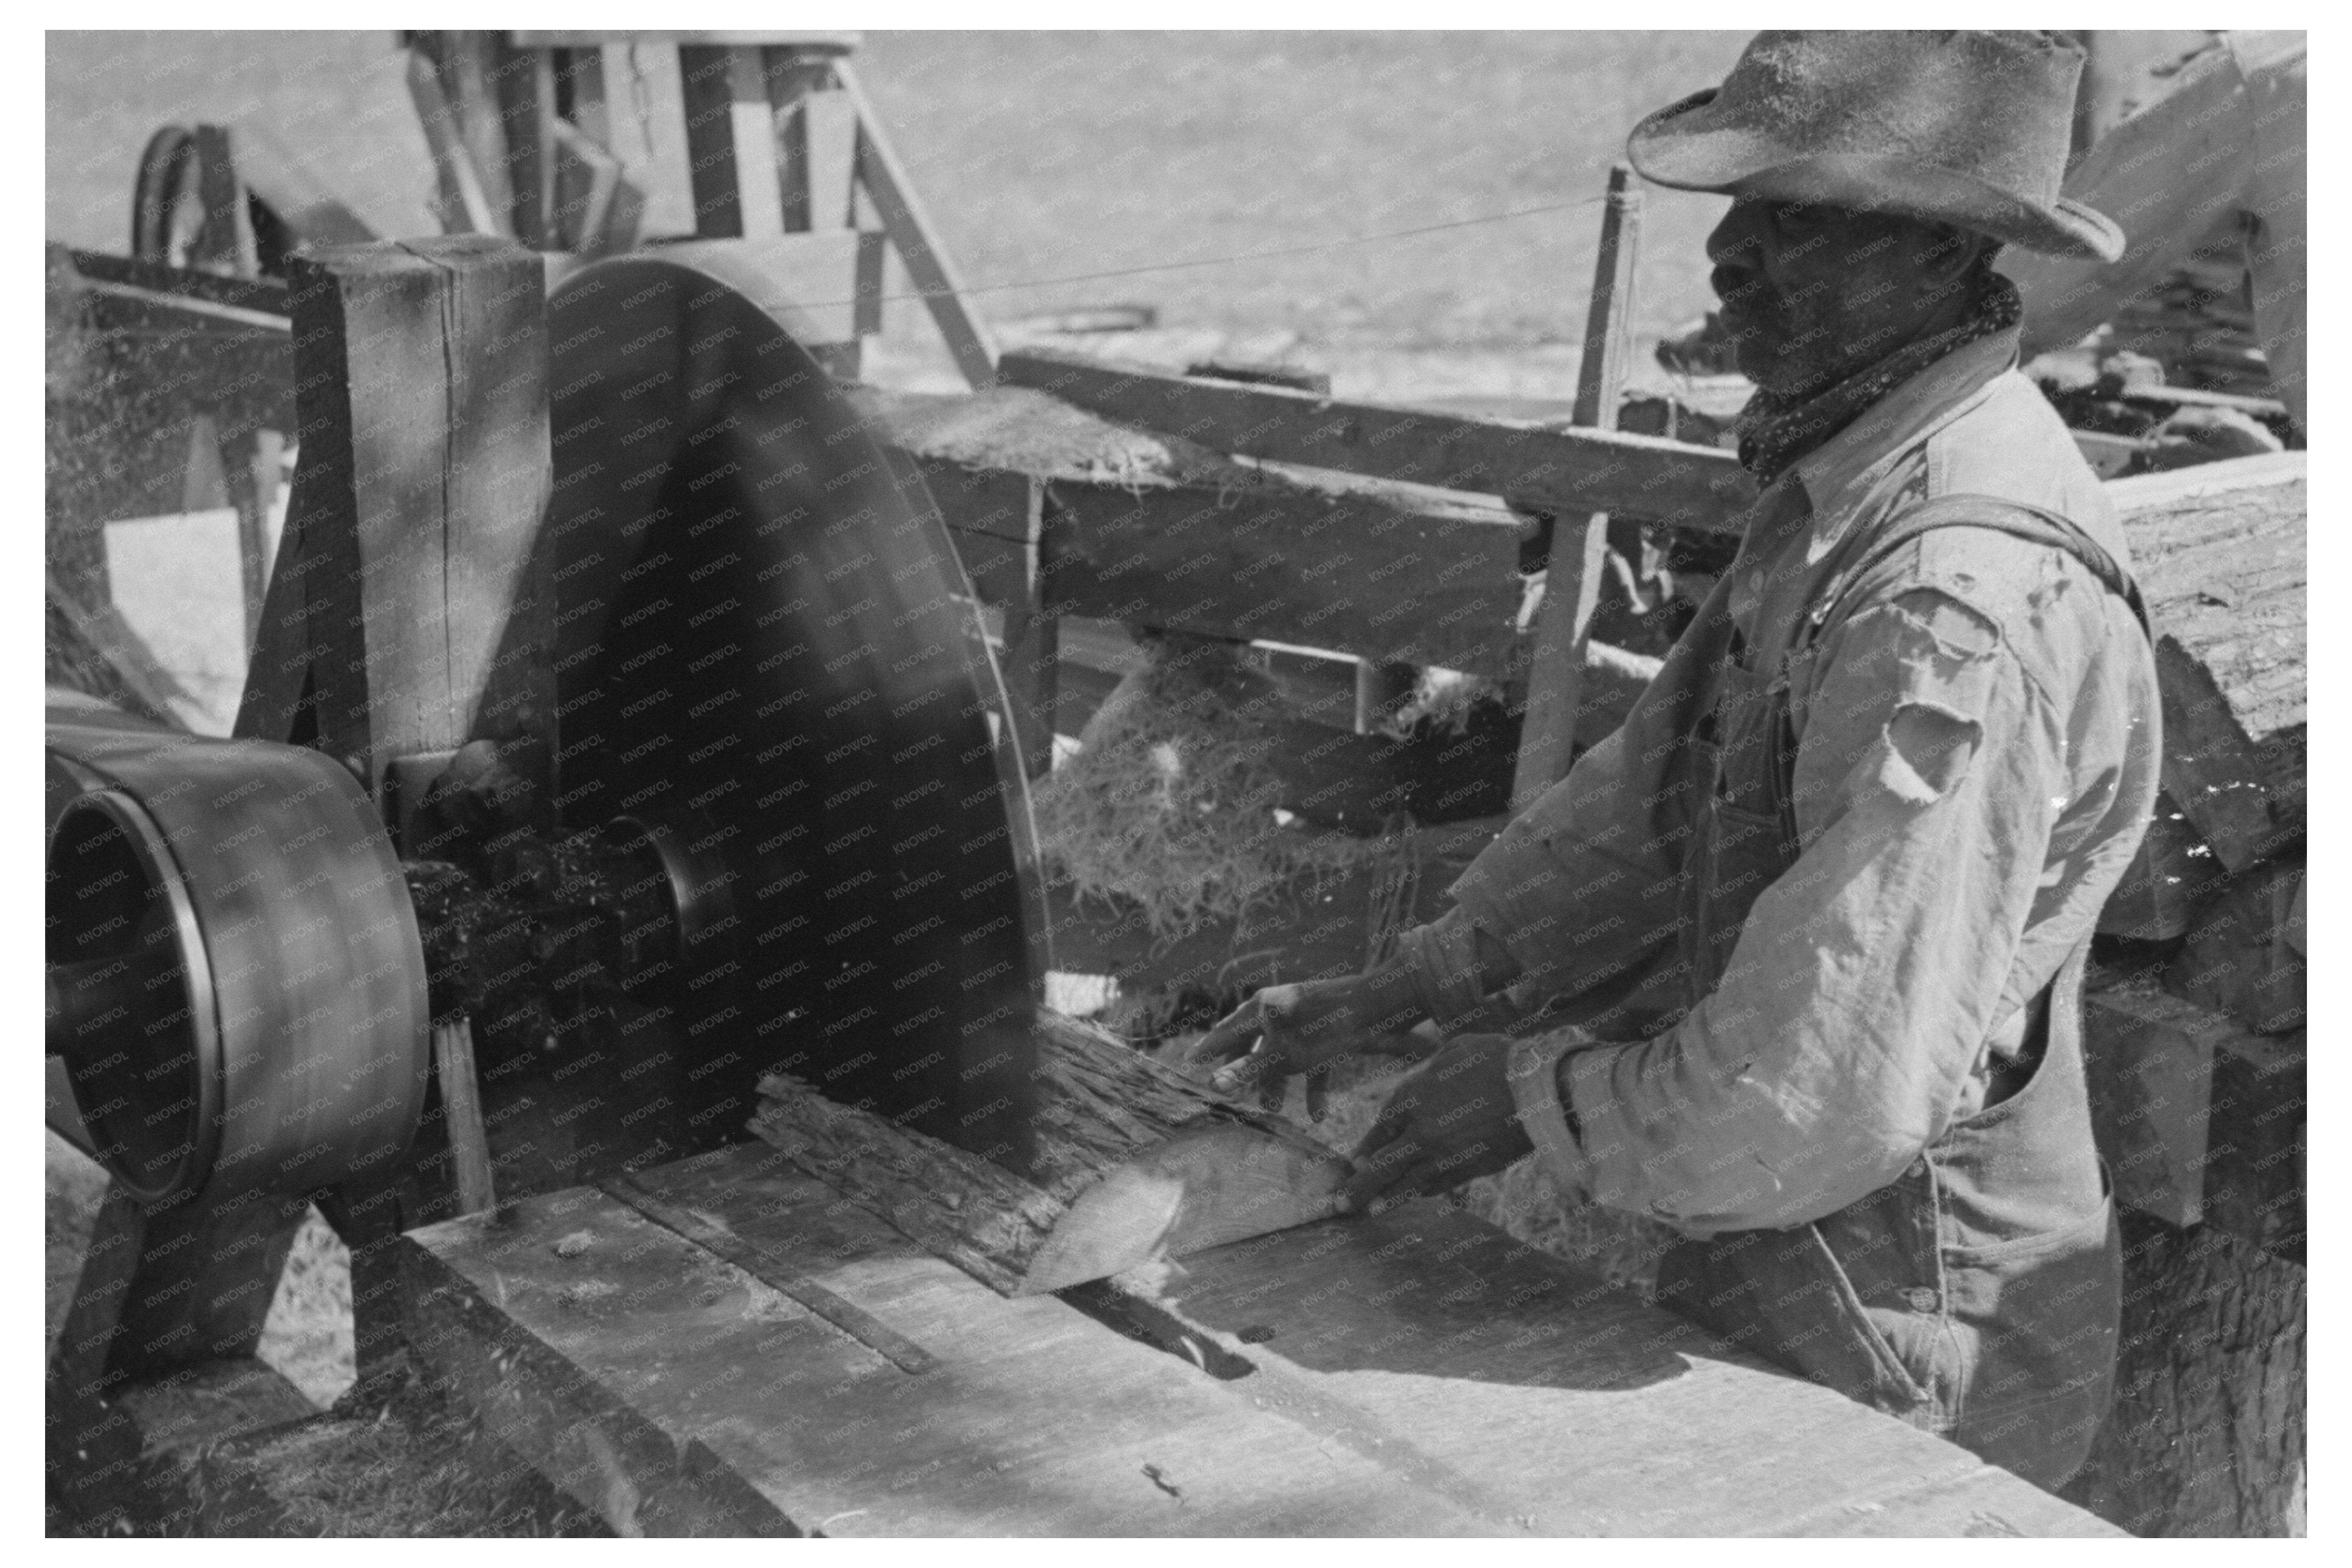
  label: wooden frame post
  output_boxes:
[238,236,554,819]
[1510,164,1642,812]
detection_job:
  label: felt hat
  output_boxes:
[1627,31,2125,262]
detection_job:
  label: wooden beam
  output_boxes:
[677,44,786,238]
[2110,452,2304,867]
[995,346,1753,531]
[406,44,509,236]
[834,58,997,388]
[1512,163,1640,811]
[243,238,553,806]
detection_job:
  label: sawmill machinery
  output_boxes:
[46,243,1048,1224]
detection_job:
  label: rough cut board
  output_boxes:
[400,1140,2117,1537]
[2108,451,2305,868]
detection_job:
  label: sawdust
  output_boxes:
[1033,635,1394,940]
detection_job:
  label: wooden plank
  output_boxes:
[1512,163,1639,810]
[994,347,1754,531]
[422,1142,2116,1535]
[835,58,997,388]
[2084,978,2235,1227]
[401,1145,1488,1536]
[857,383,1541,678]
[1145,1202,2117,1536]
[2111,451,2304,867]
[406,35,514,237]
[601,1171,941,1373]
[495,40,559,248]
[677,45,786,239]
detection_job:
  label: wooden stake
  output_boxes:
[433,1017,498,1217]
[1510,164,1642,813]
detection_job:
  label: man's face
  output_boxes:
[1706,196,1984,396]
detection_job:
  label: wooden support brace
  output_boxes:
[1512,164,1642,811]
[834,58,998,388]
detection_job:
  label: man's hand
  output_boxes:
[1341,1033,1531,1213]
[1188,966,1430,1115]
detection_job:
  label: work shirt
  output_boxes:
[1403,325,2160,1234]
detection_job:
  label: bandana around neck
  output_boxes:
[1734,270,2025,487]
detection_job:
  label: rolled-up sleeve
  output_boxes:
[1530,584,2066,1234]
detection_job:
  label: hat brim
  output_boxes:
[1628,89,2126,263]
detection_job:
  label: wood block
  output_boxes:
[2200,1028,2304,1262]
[244,238,554,817]
[2166,858,2305,1035]
[2083,979,2252,1227]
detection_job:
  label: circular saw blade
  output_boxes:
[544,249,1046,1173]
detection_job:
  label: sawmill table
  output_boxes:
[398,1141,2119,1536]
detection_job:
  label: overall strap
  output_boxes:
[1806,493,2153,646]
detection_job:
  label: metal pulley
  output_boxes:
[46,706,431,1206]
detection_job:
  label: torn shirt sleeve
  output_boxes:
[1536,585,2066,1234]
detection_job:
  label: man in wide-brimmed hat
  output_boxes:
[1198,32,2159,1488]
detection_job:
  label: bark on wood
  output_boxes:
[2061,1214,2304,1536]
[747,1009,1343,1296]
[2111,454,2304,869]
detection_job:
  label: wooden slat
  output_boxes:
[677,45,786,239]
[835,58,997,388]
[995,347,1754,531]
